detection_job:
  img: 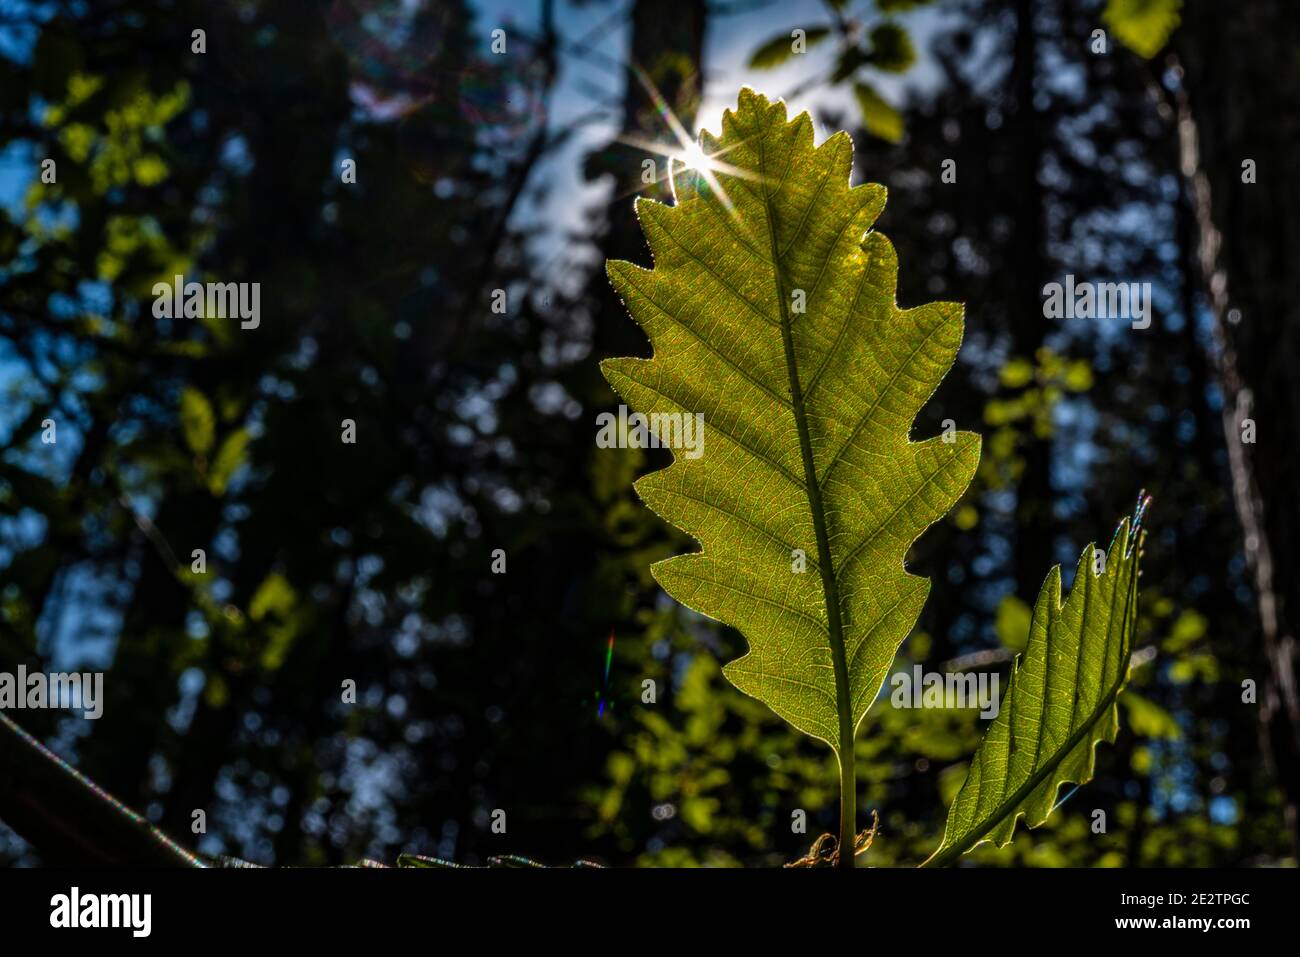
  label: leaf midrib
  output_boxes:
[762,191,853,761]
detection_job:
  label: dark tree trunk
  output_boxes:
[590,0,707,364]
[1008,0,1055,599]
[1174,0,1300,857]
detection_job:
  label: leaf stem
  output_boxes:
[764,198,857,868]
[837,745,857,868]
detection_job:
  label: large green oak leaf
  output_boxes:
[602,89,980,762]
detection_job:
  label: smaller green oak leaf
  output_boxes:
[602,89,980,766]
[925,498,1149,866]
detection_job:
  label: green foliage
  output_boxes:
[207,429,251,496]
[587,619,990,866]
[926,508,1147,865]
[179,387,215,457]
[995,594,1032,652]
[1104,0,1183,59]
[40,73,187,194]
[1120,690,1181,741]
[852,82,904,144]
[865,23,916,73]
[744,9,922,143]
[977,348,1094,504]
[748,27,831,69]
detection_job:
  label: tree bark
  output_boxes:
[1171,0,1300,857]
[1008,0,1056,601]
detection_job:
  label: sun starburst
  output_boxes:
[615,64,770,217]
